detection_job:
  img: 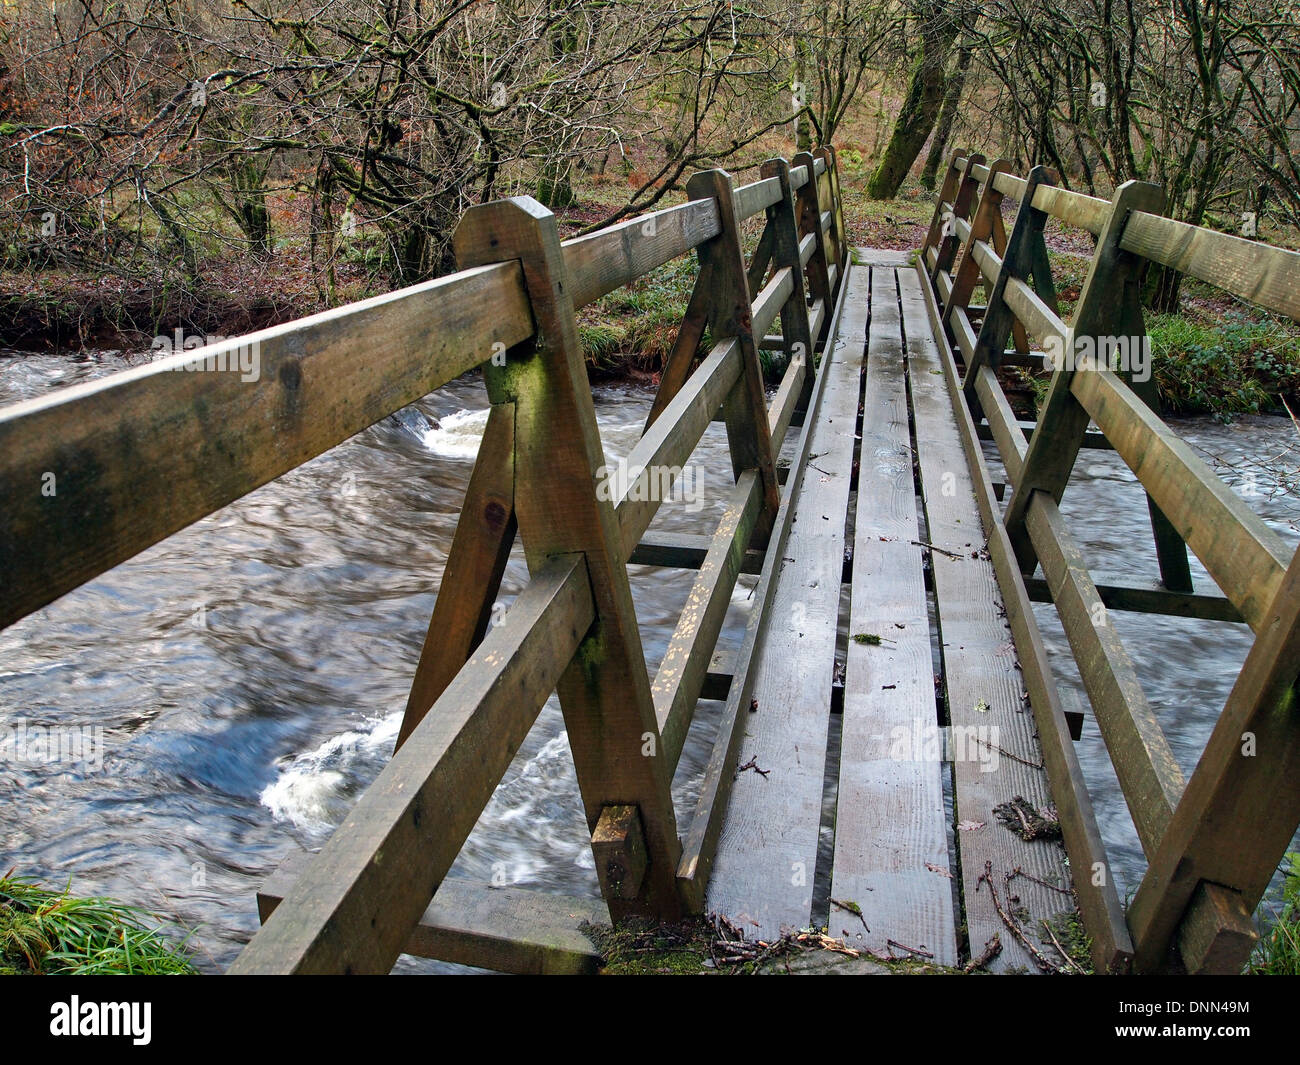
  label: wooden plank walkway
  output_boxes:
[705,263,866,936]
[708,250,1074,971]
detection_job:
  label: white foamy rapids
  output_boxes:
[457,731,594,885]
[261,713,401,832]
[421,408,489,460]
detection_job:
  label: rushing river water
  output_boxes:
[1,349,1297,972]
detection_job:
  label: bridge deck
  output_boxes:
[706,249,1075,972]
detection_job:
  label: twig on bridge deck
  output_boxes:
[1007,865,1074,896]
[976,860,1057,973]
[1042,919,1087,975]
[886,938,934,960]
[737,756,770,778]
[962,933,1003,973]
[910,539,964,560]
[830,897,870,933]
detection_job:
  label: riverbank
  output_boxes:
[0,872,197,975]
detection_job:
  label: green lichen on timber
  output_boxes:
[1043,910,1094,975]
[482,346,540,405]
[852,632,883,645]
[575,624,608,688]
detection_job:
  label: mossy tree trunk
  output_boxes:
[866,7,960,199]
[920,41,972,189]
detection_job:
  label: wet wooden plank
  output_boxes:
[913,259,1133,974]
[900,267,1075,973]
[828,265,958,965]
[676,259,857,908]
[704,265,867,937]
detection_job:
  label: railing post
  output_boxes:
[821,145,850,271]
[813,148,842,289]
[941,159,1015,328]
[1002,178,1193,591]
[931,152,984,284]
[919,148,966,267]
[452,196,683,923]
[793,149,832,326]
[1128,546,1300,971]
[687,169,783,544]
[1002,180,1163,574]
[959,165,1057,412]
[760,156,816,387]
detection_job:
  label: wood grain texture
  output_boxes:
[1120,210,1300,320]
[676,260,855,910]
[653,471,762,770]
[901,267,1075,973]
[456,197,683,923]
[1071,368,1291,632]
[616,339,742,560]
[704,264,865,937]
[829,265,957,965]
[1025,494,1184,855]
[914,260,1133,974]
[0,260,533,632]
[257,849,606,975]
[562,199,720,309]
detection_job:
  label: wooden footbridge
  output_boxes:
[2,146,1298,976]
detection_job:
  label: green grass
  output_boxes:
[1148,311,1300,417]
[576,254,706,377]
[0,872,198,975]
[1251,852,1300,975]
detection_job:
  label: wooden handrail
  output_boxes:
[919,148,1300,974]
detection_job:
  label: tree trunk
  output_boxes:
[921,43,971,189]
[867,14,959,199]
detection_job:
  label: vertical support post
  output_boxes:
[1003,180,1163,574]
[687,169,782,543]
[959,166,1058,413]
[814,148,841,287]
[941,158,1015,327]
[1128,546,1300,972]
[794,149,832,326]
[396,402,517,750]
[821,145,850,270]
[931,152,985,283]
[1001,178,1193,587]
[760,156,815,385]
[452,196,682,923]
[919,149,966,265]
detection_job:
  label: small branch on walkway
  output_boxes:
[1007,865,1074,895]
[1043,919,1087,975]
[976,860,1057,974]
[830,897,870,933]
[962,933,1003,973]
[910,539,964,560]
[886,938,934,960]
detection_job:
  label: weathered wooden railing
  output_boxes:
[0,148,849,973]
[917,149,1300,974]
